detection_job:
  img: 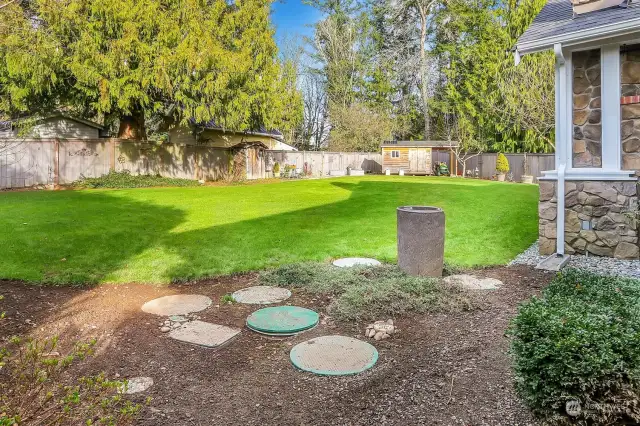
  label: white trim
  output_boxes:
[517,17,640,55]
[540,169,636,180]
[601,43,622,170]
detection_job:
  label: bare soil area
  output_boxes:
[0,265,553,425]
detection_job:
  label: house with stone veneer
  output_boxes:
[515,0,640,261]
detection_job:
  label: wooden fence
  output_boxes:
[0,137,554,189]
[461,153,555,183]
[266,151,383,177]
[0,139,230,189]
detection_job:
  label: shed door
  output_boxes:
[245,147,264,180]
[409,149,418,172]
[416,149,427,172]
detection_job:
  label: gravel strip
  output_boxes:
[510,241,640,279]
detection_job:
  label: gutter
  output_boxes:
[517,16,640,55]
[556,163,566,255]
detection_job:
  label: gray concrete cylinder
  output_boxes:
[397,206,445,277]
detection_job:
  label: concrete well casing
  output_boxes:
[397,206,445,277]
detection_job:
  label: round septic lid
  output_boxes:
[246,306,319,334]
[141,294,211,316]
[232,286,292,304]
[290,335,378,376]
[332,258,381,267]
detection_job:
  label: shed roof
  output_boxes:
[381,140,457,148]
[196,119,284,141]
[516,0,640,55]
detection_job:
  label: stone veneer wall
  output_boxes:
[621,45,640,170]
[538,180,639,259]
[573,49,602,168]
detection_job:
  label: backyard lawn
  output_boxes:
[0,176,539,284]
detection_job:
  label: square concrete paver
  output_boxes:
[169,320,241,348]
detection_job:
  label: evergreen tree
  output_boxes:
[0,0,302,138]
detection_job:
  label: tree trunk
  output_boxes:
[117,108,147,140]
[419,7,430,141]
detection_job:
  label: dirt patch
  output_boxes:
[0,266,552,425]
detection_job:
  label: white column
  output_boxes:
[554,44,569,169]
[601,44,621,171]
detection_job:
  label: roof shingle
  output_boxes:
[517,0,640,53]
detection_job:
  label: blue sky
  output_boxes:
[271,0,321,47]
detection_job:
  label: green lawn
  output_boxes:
[0,176,539,285]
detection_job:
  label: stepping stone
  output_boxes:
[443,274,503,290]
[118,377,153,394]
[232,286,292,305]
[169,320,240,348]
[246,306,319,336]
[332,257,381,267]
[142,294,212,316]
[290,335,378,376]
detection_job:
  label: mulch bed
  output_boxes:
[0,265,553,425]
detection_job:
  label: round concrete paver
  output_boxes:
[290,335,378,376]
[141,294,212,316]
[246,306,319,335]
[332,258,381,268]
[118,377,154,394]
[443,274,503,290]
[232,286,292,305]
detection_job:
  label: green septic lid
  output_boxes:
[246,306,319,334]
[290,335,378,376]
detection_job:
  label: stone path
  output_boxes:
[119,377,154,394]
[232,286,291,304]
[443,274,503,290]
[332,257,381,267]
[142,295,212,316]
[169,320,241,348]
[140,289,378,376]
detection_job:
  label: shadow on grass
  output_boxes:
[0,178,539,284]
[0,190,186,284]
[163,179,538,282]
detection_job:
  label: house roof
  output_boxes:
[0,113,104,130]
[197,120,284,141]
[381,140,457,148]
[516,0,640,55]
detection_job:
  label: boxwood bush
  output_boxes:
[508,269,640,424]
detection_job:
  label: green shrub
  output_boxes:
[74,170,201,189]
[260,262,469,321]
[508,269,640,424]
[0,337,144,425]
[496,153,510,173]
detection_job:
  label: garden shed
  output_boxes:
[380,140,457,175]
[515,0,640,261]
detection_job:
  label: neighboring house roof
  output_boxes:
[271,140,298,151]
[381,140,457,148]
[0,113,104,130]
[197,120,284,141]
[516,0,640,55]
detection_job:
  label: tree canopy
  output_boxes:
[299,0,552,153]
[0,0,302,138]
